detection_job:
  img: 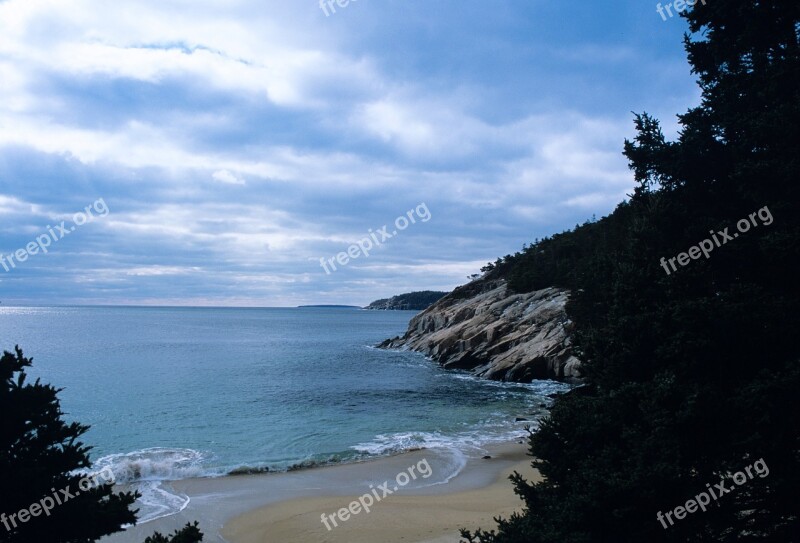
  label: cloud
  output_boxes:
[124,266,200,277]
[0,0,698,305]
[0,0,378,110]
[212,170,245,186]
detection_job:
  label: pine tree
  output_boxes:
[1,347,206,543]
[463,1,800,541]
[144,522,203,543]
[0,346,138,542]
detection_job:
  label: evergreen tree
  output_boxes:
[0,346,137,542]
[0,347,204,543]
[464,1,800,541]
[144,522,203,543]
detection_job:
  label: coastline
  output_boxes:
[100,440,536,543]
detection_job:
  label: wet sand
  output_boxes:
[101,440,536,543]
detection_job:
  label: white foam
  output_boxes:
[419,447,468,488]
[93,448,203,525]
[352,427,530,461]
[94,447,211,484]
[133,481,191,524]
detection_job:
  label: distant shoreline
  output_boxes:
[297,304,362,308]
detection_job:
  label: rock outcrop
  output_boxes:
[378,279,581,382]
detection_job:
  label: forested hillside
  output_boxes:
[365,291,448,310]
[464,2,800,541]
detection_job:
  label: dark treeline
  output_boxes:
[366,291,449,310]
[465,1,800,542]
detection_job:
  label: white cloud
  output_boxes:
[0,195,45,217]
[125,266,200,276]
[0,0,650,305]
[0,0,634,208]
[353,96,507,158]
[212,170,245,186]
[0,0,377,109]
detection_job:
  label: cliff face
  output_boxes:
[378,279,581,382]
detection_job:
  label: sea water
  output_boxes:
[0,306,569,522]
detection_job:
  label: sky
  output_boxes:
[0,0,700,307]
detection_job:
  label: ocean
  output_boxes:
[0,306,569,523]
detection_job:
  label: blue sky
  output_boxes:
[0,0,698,306]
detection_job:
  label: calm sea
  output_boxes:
[0,306,568,522]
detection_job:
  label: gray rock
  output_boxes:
[378,279,581,382]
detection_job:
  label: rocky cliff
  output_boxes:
[378,279,581,382]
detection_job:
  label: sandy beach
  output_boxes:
[101,440,537,543]
[223,442,538,543]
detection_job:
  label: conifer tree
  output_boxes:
[463,1,800,541]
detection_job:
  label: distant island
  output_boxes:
[297,305,361,308]
[364,291,448,311]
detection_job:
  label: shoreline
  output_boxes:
[100,439,535,543]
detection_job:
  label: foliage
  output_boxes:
[0,347,138,543]
[463,1,800,541]
[366,291,449,310]
[0,347,204,543]
[143,522,203,543]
